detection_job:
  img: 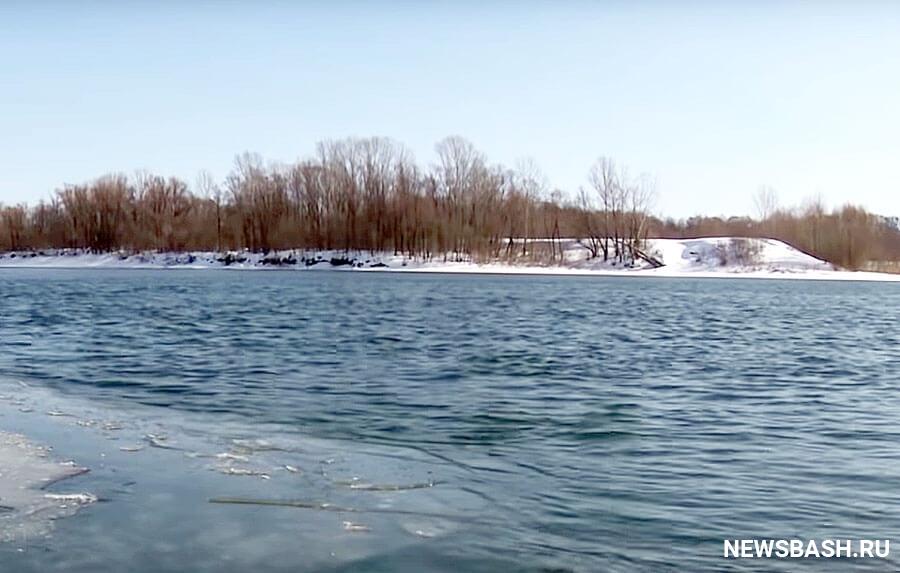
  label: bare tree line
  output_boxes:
[0,137,591,262]
[1,137,899,270]
[578,157,657,266]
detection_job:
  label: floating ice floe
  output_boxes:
[43,493,98,505]
[333,477,436,491]
[0,431,96,543]
[342,521,370,533]
[217,467,271,479]
[145,434,178,449]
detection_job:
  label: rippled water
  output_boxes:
[2,269,900,571]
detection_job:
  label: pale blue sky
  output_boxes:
[2,1,899,218]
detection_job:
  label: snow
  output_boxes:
[0,238,897,282]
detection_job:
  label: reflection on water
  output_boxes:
[1,269,900,571]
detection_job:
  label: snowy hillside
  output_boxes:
[647,237,833,274]
[0,238,896,281]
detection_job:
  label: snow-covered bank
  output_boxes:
[0,238,898,282]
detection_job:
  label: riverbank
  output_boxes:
[1,237,898,282]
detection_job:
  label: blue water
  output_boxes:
[1,269,900,572]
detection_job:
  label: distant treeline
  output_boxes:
[656,189,900,270]
[1,137,898,270]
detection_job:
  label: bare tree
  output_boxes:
[584,157,656,265]
[197,170,222,251]
[587,157,620,261]
[625,173,656,264]
[800,193,826,255]
[514,157,545,257]
[576,187,603,259]
[0,205,28,250]
[227,152,287,252]
[433,136,491,260]
[136,174,191,250]
[753,185,779,232]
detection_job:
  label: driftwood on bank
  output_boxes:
[633,247,664,268]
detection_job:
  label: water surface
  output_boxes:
[1,269,899,572]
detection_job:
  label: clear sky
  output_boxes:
[2,1,899,218]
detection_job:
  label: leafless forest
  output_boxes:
[1,137,898,270]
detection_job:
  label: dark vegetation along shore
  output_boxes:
[1,137,899,271]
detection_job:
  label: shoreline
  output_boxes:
[0,237,898,282]
[1,254,899,283]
